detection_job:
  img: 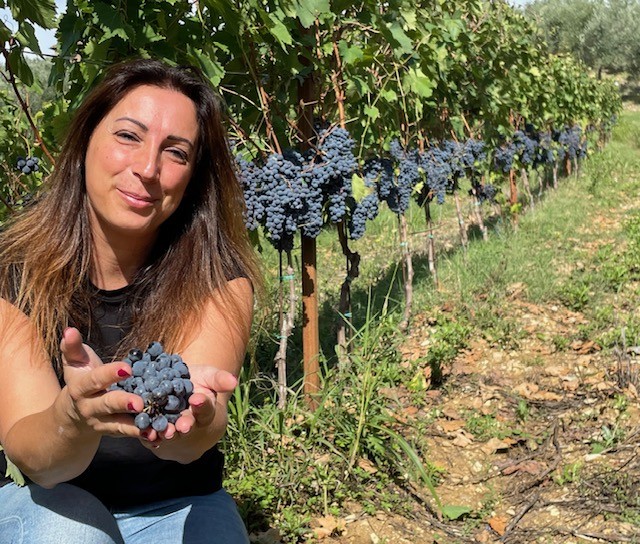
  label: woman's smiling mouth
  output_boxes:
[117,188,157,209]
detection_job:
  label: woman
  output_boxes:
[0,58,260,543]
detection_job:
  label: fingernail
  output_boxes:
[191,399,205,408]
[127,402,135,412]
[140,430,151,440]
[117,369,130,378]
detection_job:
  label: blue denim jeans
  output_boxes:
[0,483,249,543]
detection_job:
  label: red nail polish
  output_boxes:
[117,369,130,378]
[127,402,135,412]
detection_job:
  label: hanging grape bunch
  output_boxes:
[16,156,39,175]
[109,341,194,432]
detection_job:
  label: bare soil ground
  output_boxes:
[315,297,640,544]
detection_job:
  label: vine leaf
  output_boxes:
[8,0,56,29]
[441,504,472,520]
[295,0,330,28]
[0,446,25,487]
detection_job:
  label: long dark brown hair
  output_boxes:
[0,58,261,374]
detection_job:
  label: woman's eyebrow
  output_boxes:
[115,116,194,149]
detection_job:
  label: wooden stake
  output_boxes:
[298,29,320,409]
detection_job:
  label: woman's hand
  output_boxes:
[140,365,238,459]
[60,327,143,437]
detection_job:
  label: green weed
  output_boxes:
[554,461,583,486]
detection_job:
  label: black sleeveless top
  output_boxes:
[0,285,224,510]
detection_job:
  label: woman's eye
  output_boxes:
[116,131,138,142]
[168,149,188,163]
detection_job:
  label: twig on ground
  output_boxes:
[500,491,541,542]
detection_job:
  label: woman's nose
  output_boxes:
[133,144,161,182]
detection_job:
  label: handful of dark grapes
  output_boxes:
[109,341,194,433]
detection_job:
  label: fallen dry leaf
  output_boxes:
[513,382,539,398]
[439,419,466,433]
[357,458,378,474]
[501,460,546,476]
[311,516,345,539]
[489,515,508,536]
[480,437,512,455]
[452,430,474,447]
[442,406,462,420]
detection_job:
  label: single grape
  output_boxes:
[129,348,143,361]
[152,415,168,432]
[147,341,163,359]
[134,412,151,430]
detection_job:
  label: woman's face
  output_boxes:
[84,84,199,245]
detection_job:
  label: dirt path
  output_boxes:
[316,294,639,543]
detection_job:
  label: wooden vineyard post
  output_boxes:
[399,214,414,330]
[453,191,469,251]
[509,168,519,228]
[299,30,320,409]
[424,201,439,288]
[471,179,489,242]
[520,167,535,210]
[301,236,320,408]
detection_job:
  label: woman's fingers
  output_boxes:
[60,327,94,368]
[67,362,133,399]
[188,393,216,427]
[192,367,238,395]
[174,410,196,434]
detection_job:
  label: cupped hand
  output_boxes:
[140,364,237,456]
[60,327,143,437]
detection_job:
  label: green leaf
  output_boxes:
[15,21,41,54]
[191,48,225,86]
[401,8,417,30]
[295,0,331,28]
[351,173,367,201]
[9,0,55,28]
[7,48,34,87]
[387,21,413,54]
[93,2,135,43]
[268,11,293,48]
[0,446,25,486]
[0,19,12,43]
[363,104,379,121]
[338,40,363,65]
[441,504,472,520]
[379,88,398,103]
[405,67,434,98]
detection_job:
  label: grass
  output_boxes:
[223,109,640,541]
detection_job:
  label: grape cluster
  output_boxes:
[463,139,487,173]
[369,139,419,215]
[556,125,587,161]
[473,183,498,203]
[16,156,39,175]
[512,130,537,167]
[109,341,194,433]
[419,144,453,205]
[348,192,379,240]
[235,126,358,249]
[533,131,556,167]
[493,143,516,173]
